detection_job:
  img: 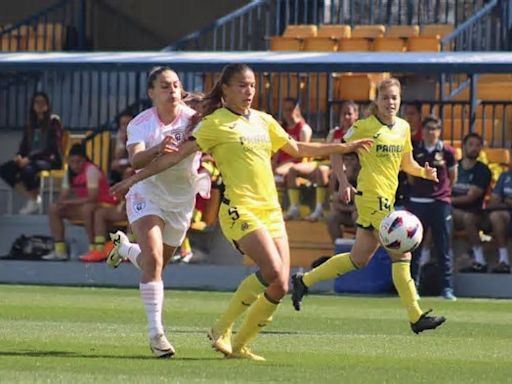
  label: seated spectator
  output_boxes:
[403,101,423,143]
[283,101,357,220]
[0,92,63,214]
[452,133,492,273]
[325,152,360,243]
[485,169,512,273]
[44,144,117,260]
[110,110,134,184]
[272,98,312,206]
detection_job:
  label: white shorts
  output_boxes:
[126,189,194,247]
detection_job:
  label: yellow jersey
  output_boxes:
[192,107,291,210]
[344,115,412,201]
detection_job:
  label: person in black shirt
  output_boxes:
[452,133,492,272]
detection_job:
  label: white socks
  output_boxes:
[473,246,486,265]
[120,241,142,270]
[498,247,510,265]
[140,281,165,338]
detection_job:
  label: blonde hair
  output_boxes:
[368,77,402,116]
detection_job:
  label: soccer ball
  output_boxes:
[379,210,423,254]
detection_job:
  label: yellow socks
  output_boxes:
[213,272,267,333]
[94,235,105,251]
[303,252,357,287]
[181,237,192,254]
[316,186,327,206]
[232,292,279,351]
[392,261,422,323]
[55,241,67,254]
[287,188,300,207]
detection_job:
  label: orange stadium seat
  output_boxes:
[317,24,351,39]
[303,37,337,51]
[282,24,318,38]
[373,37,406,52]
[305,73,329,113]
[385,25,419,38]
[351,24,385,38]
[407,36,441,51]
[484,148,510,165]
[421,24,454,38]
[270,36,302,51]
[338,37,371,51]
[334,73,376,101]
[442,119,496,142]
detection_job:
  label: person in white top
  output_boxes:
[106,66,209,358]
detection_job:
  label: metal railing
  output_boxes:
[0,0,87,52]
[165,0,496,51]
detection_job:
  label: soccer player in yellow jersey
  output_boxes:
[291,78,447,334]
[111,63,372,360]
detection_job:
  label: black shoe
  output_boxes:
[491,262,511,274]
[291,273,308,311]
[410,309,446,334]
[459,262,488,273]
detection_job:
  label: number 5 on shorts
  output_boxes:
[228,207,240,221]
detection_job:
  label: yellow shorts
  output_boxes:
[218,201,286,247]
[355,194,394,230]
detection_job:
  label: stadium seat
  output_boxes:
[317,24,351,39]
[351,24,385,38]
[385,25,420,38]
[303,37,337,51]
[454,147,462,160]
[36,23,64,50]
[270,36,302,51]
[334,73,376,101]
[282,24,318,38]
[406,36,441,51]
[484,148,510,165]
[305,72,329,113]
[421,24,454,38]
[85,130,111,175]
[373,37,406,52]
[270,73,305,112]
[442,119,496,142]
[338,37,371,51]
[477,83,512,101]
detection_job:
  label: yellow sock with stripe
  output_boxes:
[213,272,267,333]
[232,292,279,351]
[181,237,192,254]
[94,235,106,251]
[392,260,422,323]
[287,188,300,207]
[55,241,66,254]
[303,252,357,287]
[315,186,327,206]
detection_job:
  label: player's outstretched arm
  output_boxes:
[110,140,200,199]
[401,152,438,182]
[281,138,373,158]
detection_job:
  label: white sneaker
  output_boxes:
[42,250,68,261]
[305,207,323,222]
[149,333,175,358]
[106,230,129,268]
[284,205,300,221]
[19,196,42,215]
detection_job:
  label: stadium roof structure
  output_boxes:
[0,51,511,73]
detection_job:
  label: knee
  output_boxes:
[142,250,164,272]
[489,211,502,226]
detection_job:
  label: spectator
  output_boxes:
[272,98,312,210]
[407,115,457,300]
[486,169,512,273]
[452,133,492,273]
[403,101,423,143]
[110,111,134,184]
[43,144,117,260]
[0,91,63,214]
[325,152,360,243]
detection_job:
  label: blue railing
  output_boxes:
[165,0,493,51]
[441,0,512,51]
[0,0,87,52]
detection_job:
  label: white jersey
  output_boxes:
[126,105,203,211]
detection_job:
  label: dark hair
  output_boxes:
[116,109,134,125]
[283,97,299,106]
[421,114,442,130]
[404,100,422,114]
[462,132,483,145]
[68,143,87,158]
[147,66,174,90]
[26,91,53,142]
[202,63,253,117]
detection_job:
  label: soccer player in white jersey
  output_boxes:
[106,66,208,358]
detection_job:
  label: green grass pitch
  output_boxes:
[1,284,511,383]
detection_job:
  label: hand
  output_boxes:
[424,162,438,182]
[15,156,30,167]
[158,135,178,155]
[343,139,373,154]
[110,177,135,200]
[338,179,357,204]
